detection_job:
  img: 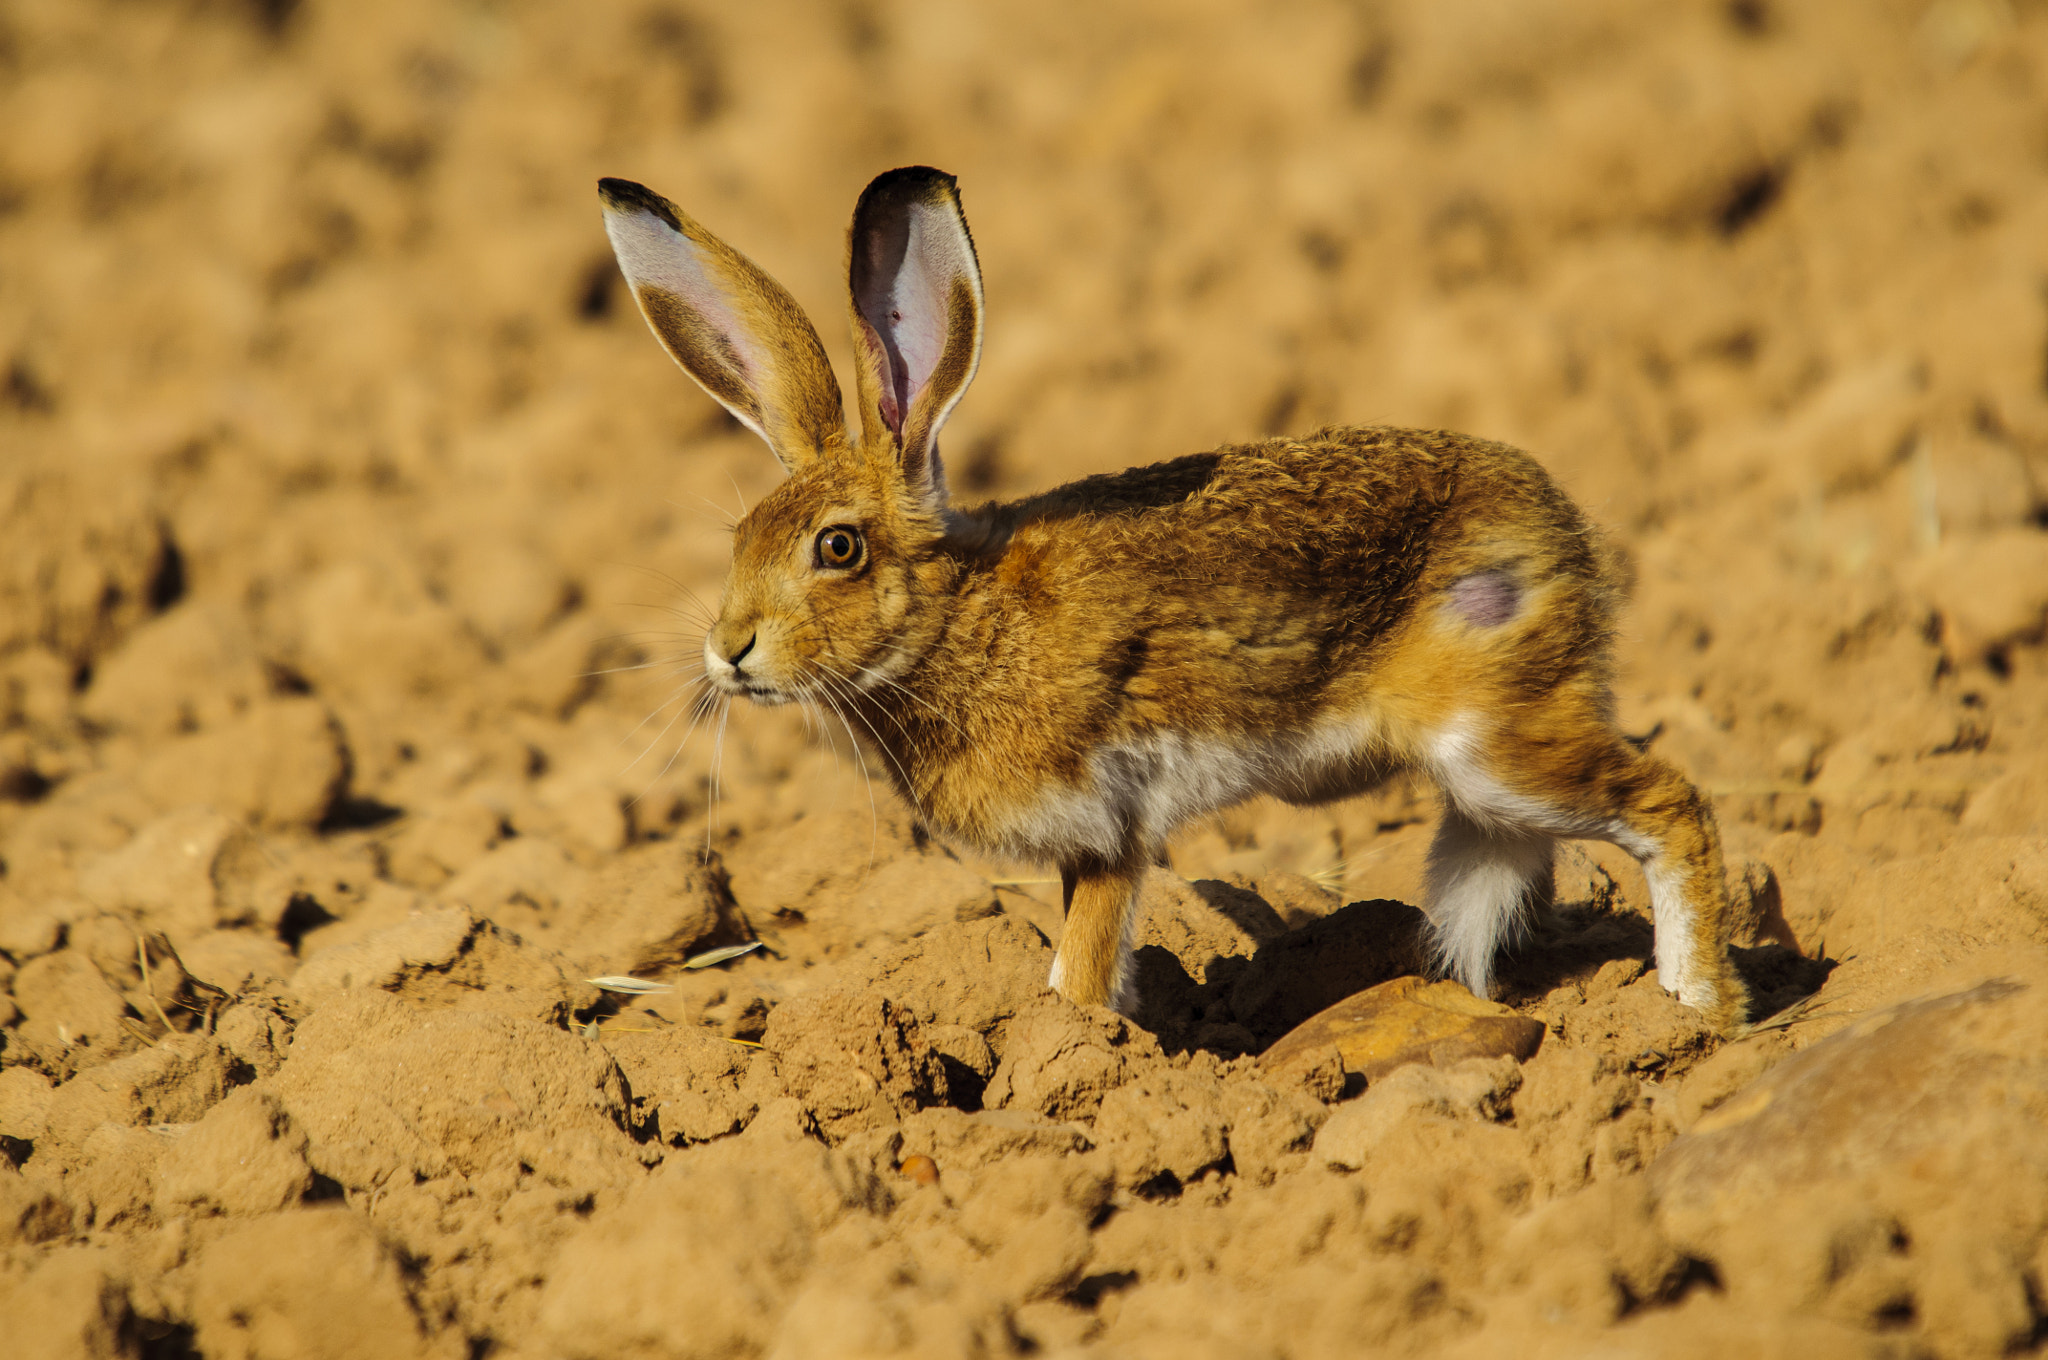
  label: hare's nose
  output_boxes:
[721,633,756,668]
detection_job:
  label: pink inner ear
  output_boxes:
[880,215,950,417]
[857,206,958,436]
[606,204,761,387]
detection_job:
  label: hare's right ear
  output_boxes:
[600,178,845,472]
[847,167,984,507]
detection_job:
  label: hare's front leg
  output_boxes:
[1049,858,1146,1013]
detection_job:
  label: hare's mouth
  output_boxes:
[721,675,791,706]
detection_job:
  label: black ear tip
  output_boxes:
[598,177,682,231]
[859,166,960,210]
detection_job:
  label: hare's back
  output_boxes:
[1011,425,1591,602]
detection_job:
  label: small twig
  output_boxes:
[134,932,177,1034]
[1737,992,1849,1038]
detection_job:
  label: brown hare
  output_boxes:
[599,167,1749,1035]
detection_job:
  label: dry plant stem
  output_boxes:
[134,931,176,1034]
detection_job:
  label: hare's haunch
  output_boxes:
[598,168,1749,1035]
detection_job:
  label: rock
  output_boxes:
[859,914,1054,1043]
[188,1209,431,1360]
[1662,979,2048,1220]
[602,1027,760,1146]
[536,1137,882,1360]
[896,1106,1093,1173]
[1261,975,1544,1087]
[37,1033,235,1165]
[155,1087,313,1217]
[1135,869,1288,984]
[10,948,134,1062]
[129,697,347,829]
[1653,976,2048,1221]
[1227,898,1427,1043]
[76,810,273,940]
[760,991,948,1141]
[1652,971,2048,1354]
[1093,1067,1231,1189]
[0,1245,133,1360]
[0,1162,73,1245]
[291,907,588,1024]
[1315,1055,1524,1172]
[983,996,1160,1123]
[266,992,640,1194]
[0,1067,56,1143]
[78,600,270,738]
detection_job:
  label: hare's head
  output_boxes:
[599,169,983,706]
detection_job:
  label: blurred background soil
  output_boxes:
[3,0,2048,1356]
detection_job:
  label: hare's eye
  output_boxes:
[815,525,864,570]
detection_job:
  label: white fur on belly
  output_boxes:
[992,715,1383,863]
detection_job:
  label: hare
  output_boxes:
[599,167,1749,1035]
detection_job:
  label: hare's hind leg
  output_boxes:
[1590,748,1749,1033]
[1423,711,1746,1032]
[1050,858,1146,1013]
[1422,804,1556,1001]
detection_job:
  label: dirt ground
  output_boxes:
[3,0,2048,1356]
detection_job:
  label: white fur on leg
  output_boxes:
[1422,804,1556,1000]
[1643,856,1704,1006]
[1597,823,1707,1009]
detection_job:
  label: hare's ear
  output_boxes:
[847,167,983,506]
[600,178,845,472]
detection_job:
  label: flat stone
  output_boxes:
[1259,975,1545,1085]
[1647,968,2048,1351]
[1652,974,2048,1232]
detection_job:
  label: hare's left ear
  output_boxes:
[848,167,984,507]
